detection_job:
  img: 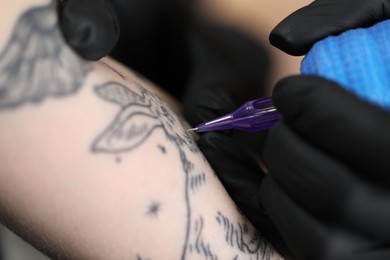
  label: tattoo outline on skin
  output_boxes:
[192,216,217,259]
[146,201,162,218]
[190,172,207,192]
[216,212,274,260]
[0,1,90,109]
[92,77,277,259]
[91,81,197,259]
[157,144,167,154]
[91,81,199,155]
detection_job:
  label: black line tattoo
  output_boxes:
[92,81,197,259]
[116,156,122,164]
[157,145,166,154]
[146,201,162,218]
[190,172,206,192]
[101,60,126,80]
[216,212,275,260]
[92,81,279,259]
[193,217,217,260]
[91,82,163,153]
[0,1,90,109]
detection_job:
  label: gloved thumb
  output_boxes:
[58,0,119,60]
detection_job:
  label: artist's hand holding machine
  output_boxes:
[200,0,390,259]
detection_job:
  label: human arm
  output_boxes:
[0,1,282,259]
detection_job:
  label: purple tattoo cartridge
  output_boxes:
[187,97,281,133]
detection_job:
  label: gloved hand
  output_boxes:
[262,76,390,259]
[108,0,269,126]
[200,0,390,259]
[202,78,390,260]
[270,0,390,56]
[266,1,390,258]
[58,0,119,60]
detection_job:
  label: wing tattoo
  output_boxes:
[0,1,91,109]
[92,82,163,154]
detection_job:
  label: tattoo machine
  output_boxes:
[188,20,390,133]
[187,97,281,133]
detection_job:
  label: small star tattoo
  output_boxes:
[137,255,150,260]
[157,144,166,154]
[146,201,162,217]
[116,156,122,164]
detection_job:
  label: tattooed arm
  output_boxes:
[0,1,282,259]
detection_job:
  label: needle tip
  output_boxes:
[186,128,198,132]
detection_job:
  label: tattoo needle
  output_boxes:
[187,97,281,133]
[186,128,198,132]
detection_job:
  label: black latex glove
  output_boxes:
[58,0,119,60]
[263,1,390,258]
[182,21,269,126]
[202,1,390,259]
[270,0,390,56]
[261,76,390,259]
[108,0,192,100]
[108,0,269,125]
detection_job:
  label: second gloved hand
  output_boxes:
[225,1,390,258]
[260,76,390,259]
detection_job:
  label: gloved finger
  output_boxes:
[183,23,269,126]
[261,176,390,260]
[197,132,289,257]
[109,0,192,96]
[59,0,119,60]
[265,122,390,241]
[272,76,390,183]
[183,85,237,127]
[270,0,390,56]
